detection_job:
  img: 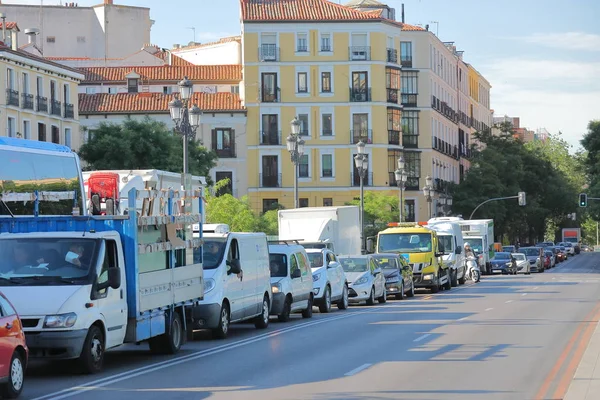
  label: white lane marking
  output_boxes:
[533,287,539,290]
[522,293,528,296]
[485,308,494,311]
[413,333,431,342]
[344,363,372,376]
[458,317,469,321]
[31,311,367,400]
[506,300,513,303]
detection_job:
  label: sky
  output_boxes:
[7,0,600,151]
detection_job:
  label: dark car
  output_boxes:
[519,247,544,273]
[371,253,415,300]
[490,252,517,275]
[503,245,517,253]
[550,246,565,263]
[581,245,592,252]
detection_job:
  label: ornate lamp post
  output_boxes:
[422,175,434,219]
[286,117,305,209]
[394,156,409,222]
[354,140,368,253]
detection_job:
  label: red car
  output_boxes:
[0,291,27,398]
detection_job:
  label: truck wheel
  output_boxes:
[451,270,458,287]
[443,269,452,290]
[79,325,105,374]
[212,303,230,339]
[302,295,314,318]
[319,286,331,313]
[431,274,440,293]
[0,351,24,398]
[254,296,270,329]
[458,269,466,285]
[149,311,183,354]
[278,296,292,322]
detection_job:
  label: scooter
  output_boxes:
[466,255,481,283]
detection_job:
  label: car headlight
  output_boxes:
[505,262,512,267]
[272,283,282,293]
[313,273,321,282]
[204,278,216,294]
[354,276,369,285]
[423,273,434,281]
[44,313,77,329]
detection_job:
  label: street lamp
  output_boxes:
[394,156,409,222]
[422,175,434,219]
[354,140,368,253]
[169,76,202,185]
[287,117,305,209]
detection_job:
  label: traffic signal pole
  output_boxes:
[469,192,526,220]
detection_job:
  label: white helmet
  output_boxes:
[464,242,470,248]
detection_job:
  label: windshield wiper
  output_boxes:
[0,277,24,285]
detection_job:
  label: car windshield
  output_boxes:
[521,248,540,256]
[307,252,324,268]
[467,238,484,253]
[199,238,226,269]
[0,238,98,285]
[494,253,510,260]
[545,251,553,257]
[269,254,288,278]
[378,233,432,253]
[372,257,397,270]
[514,254,526,261]
[339,258,368,273]
[503,246,515,252]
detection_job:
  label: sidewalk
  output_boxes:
[564,319,600,400]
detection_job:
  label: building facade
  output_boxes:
[0,34,84,148]
[77,64,248,196]
[171,36,243,66]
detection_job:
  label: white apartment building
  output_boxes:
[171,36,242,66]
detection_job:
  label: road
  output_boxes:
[23,252,600,400]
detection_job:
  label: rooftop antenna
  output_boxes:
[430,21,439,37]
[187,27,196,43]
[401,3,405,23]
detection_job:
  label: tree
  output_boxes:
[78,117,218,184]
[346,191,399,238]
[581,120,600,219]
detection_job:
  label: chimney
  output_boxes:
[25,28,40,45]
[104,0,113,4]
[0,13,6,44]
[425,24,429,31]
[401,4,405,23]
[10,28,17,50]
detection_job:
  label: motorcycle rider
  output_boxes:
[464,242,475,259]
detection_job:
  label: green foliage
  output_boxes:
[345,191,399,237]
[78,117,218,185]
[581,120,600,220]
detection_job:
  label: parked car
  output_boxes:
[371,253,415,299]
[512,253,531,275]
[581,244,592,252]
[503,245,517,253]
[268,243,315,321]
[0,291,27,398]
[305,248,349,312]
[536,241,554,247]
[559,242,575,256]
[548,246,563,263]
[338,255,386,305]
[519,247,544,273]
[490,252,518,275]
[544,250,556,268]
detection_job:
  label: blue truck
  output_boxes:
[0,188,204,373]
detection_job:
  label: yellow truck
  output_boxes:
[368,222,451,293]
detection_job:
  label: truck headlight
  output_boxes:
[354,276,369,285]
[44,313,77,329]
[204,278,216,294]
[312,273,321,282]
[423,273,434,281]
[272,283,282,293]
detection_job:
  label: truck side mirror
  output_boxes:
[366,238,374,253]
[227,259,241,275]
[455,247,462,255]
[107,267,121,289]
[291,268,301,279]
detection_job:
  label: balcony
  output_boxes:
[388,130,400,145]
[349,87,371,102]
[259,44,279,62]
[352,171,373,187]
[64,103,74,119]
[6,89,19,107]
[21,93,34,110]
[434,178,449,193]
[405,176,420,191]
[260,173,282,188]
[260,87,280,103]
[401,56,413,68]
[36,96,48,112]
[402,134,419,149]
[50,100,62,116]
[260,130,282,145]
[213,144,237,158]
[386,88,399,104]
[348,46,371,61]
[350,129,372,144]
[401,93,418,107]
[386,48,398,63]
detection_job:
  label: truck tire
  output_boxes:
[451,269,458,287]
[0,351,25,398]
[149,311,183,354]
[443,269,452,290]
[254,295,270,329]
[78,325,105,374]
[458,268,466,285]
[431,273,440,293]
[212,303,230,339]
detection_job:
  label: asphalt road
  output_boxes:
[23,252,600,400]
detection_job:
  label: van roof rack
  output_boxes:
[268,239,303,245]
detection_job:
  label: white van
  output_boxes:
[427,218,467,286]
[268,243,314,321]
[192,231,271,338]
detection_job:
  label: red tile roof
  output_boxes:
[401,23,425,31]
[172,36,242,52]
[78,92,245,114]
[0,22,19,30]
[241,0,382,22]
[80,65,242,83]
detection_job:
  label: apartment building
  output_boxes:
[0,23,84,148]
[171,36,242,66]
[77,64,247,196]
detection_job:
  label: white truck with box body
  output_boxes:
[427,218,467,286]
[278,206,361,255]
[458,219,495,275]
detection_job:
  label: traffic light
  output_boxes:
[518,192,526,206]
[579,193,588,207]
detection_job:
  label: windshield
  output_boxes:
[269,254,288,278]
[0,238,98,285]
[466,238,483,253]
[521,248,540,256]
[514,254,526,261]
[437,235,453,253]
[378,233,432,253]
[372,257,397,270]
[494,253,510,260]
[0,149,84,216]
[503,246,515,252]
[339,258,368,273]
[200,238,226,269]
[307,252,324,268]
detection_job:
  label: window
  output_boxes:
[85,87,96,95]
[352,113,369,143]
[95,240,118,297]
[23,121,31,140]
[299,198,309,208]
[215,171,233,196]
[6,68,14,89]
[127,78,138,93]
[163,86,174,94]
[402,110,420,148]
[350,33,369,60]
[261,155,279,188]
[65,128,72,148]
[261,72,278,102]
[0,295,16,317]
[263,199,279,213]
[323,198,333,207]
[36,76,43,96]
[320,33,331,51]
[231,85,240,94]
[321,72,331,93]
[7,117,15,138]
[38,123,46,141]
[321,154,333,177]
[401,71,418,94]
[297,33,308,52]
[22,72,30,94]
[386,68,400,89]
[400,42,412,67]
[261,114,279,145]
[387,108,401,145]
[212,128,235,158]
[322,114,332,136]
[298,114,309,136]
[388,149,402,186]
[405,200,416,222]
[299,154,309,178]
[404,151,421,190]
[108,87,117,94]
[51,125,60,144]
[46,36,56,43]
[297,72,308,93]
[50,80,57,101]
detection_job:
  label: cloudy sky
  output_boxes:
[8,0,600,150]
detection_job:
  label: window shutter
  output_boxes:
[211,129,217,150]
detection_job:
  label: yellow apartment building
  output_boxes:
[0,23,84,148]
